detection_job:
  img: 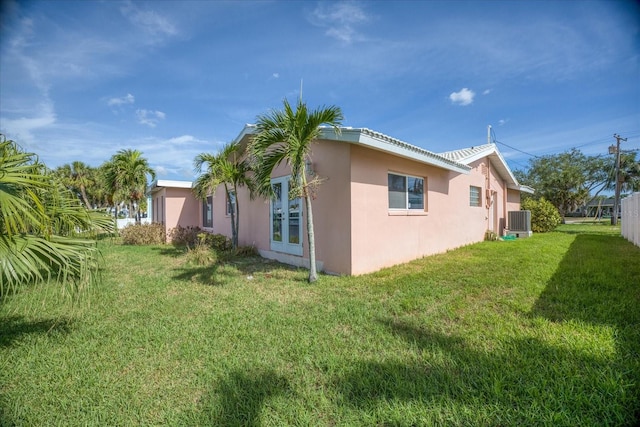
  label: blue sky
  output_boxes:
[1,0,638,181]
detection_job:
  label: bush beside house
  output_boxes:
[522,198,562,232]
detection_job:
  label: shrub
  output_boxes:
[522,198,562,233]
[169,226,201,247]
[184,233,238,266]
[186,238,217,266]
[199,232,232,252]
[234,245,258,256]
[120,223,165,245]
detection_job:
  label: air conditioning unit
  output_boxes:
[506,210,532,238]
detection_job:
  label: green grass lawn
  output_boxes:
[2,223,639,426]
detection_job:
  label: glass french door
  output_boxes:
[270,176,303,256]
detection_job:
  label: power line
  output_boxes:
[494,139,540,158]
[490,128,640,162]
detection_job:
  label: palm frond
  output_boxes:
[0,234,99,297]
[0,137,106,297]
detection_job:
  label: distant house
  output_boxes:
[195,125,534,275]
[569,197,622,218]
[148,180,198,240]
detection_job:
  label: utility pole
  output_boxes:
[610,133,627,225]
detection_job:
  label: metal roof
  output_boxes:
[232,125,533,193]
[439,143,534,194]
[234,124,471,174]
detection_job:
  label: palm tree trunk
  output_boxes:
[225,184,238,249]
[79,185,92,210]
[233,184,239,250]
[304,192,318,283]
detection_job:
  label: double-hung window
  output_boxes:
[202,195,213,228]
[470,186,482,207]
[388,173,424,210]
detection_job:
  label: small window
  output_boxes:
[470,186,482,207]
[202,195,213,228]
[388,173,424,210]
[226,191,236,216]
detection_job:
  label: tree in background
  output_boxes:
[54,161,96,209]
[0,136,112,296]
[103,149,156,220]
[250,98,343,283]
[607,152,640,194]
[516,149,609,220]
[193,141,253,249]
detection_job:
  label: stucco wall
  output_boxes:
[349,148,510,275]
[204,139,521,276]
[305,140,352,274]
[506,188,522,224]
[156,187,199,240]
[210,140,352,274]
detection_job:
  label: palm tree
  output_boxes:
[104,149,156,220]
[56,161,95,209]
[250,98,343,283]
[193,141,253,249]
[0,136,113,297]
[618,152,640,193]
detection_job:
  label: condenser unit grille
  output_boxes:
[509,210,531,232]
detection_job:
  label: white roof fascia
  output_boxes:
[485,149,535,194]
[444,143,531,192]
[319,127,471,174]
[232,124,532,191]
[487,145,519,185]
[232,123,257,144]
[156,180,193,188]
[235,124,471,174]
[515,185,535,194]
[149,180,193,194]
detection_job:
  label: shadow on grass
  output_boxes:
[0,316,73,348]
[333,318,626,424]
[171,253,309,286]
[191,369,291,426]
[172,263,229,286]
[530,232,640,423]
[531,233,640,346]
[150,245,187,258]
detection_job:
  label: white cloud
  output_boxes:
[132,134,216,179]
[272,73,280,79]
[483,89,491,95]
[498,119,509,126]
[136,109,166,127]
[166,135,200,145]
[154,165,168,176]
[449,88,475,106]
[120,1,178,38]
[0,100,56,143]
[310,2,370,43]
[108,93,135,106]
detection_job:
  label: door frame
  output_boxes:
[270,176,303,256]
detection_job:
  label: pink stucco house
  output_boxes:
[156,125,533,274]
[149,180,199,240]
